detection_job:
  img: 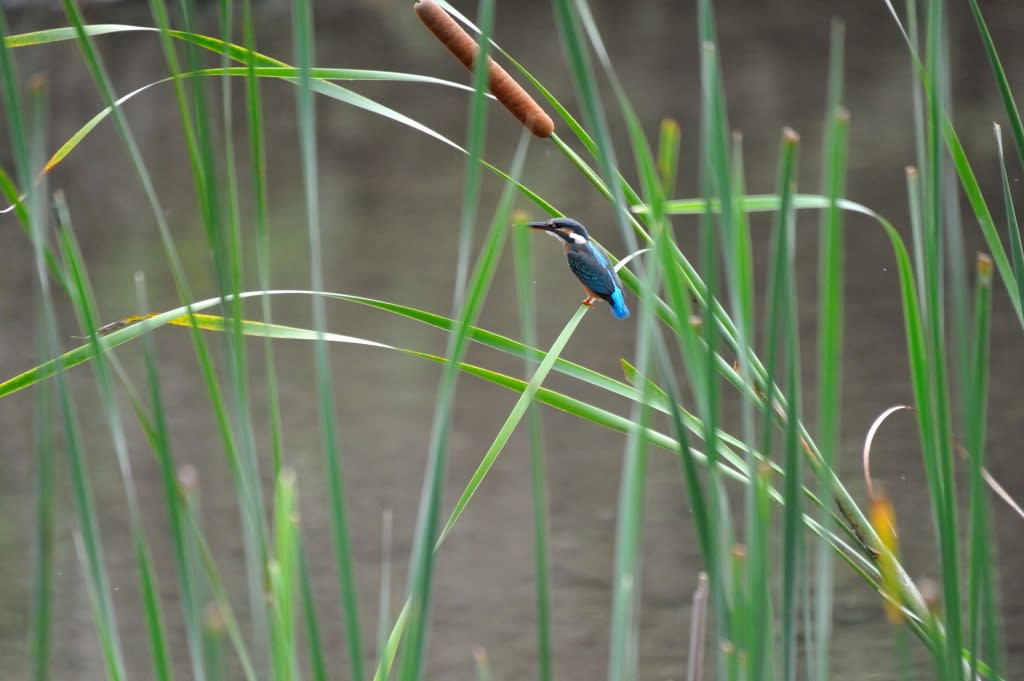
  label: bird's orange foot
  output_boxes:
[582,296,596,306]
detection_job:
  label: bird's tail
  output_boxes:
[609,289,630,320]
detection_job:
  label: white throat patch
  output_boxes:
[566,231,587,245]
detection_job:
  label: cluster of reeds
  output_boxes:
[0,0,1017,680]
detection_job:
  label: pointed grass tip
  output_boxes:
[977,252,993,282]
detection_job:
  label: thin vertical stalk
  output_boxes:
[400,1,497,678]
[136,274,208,681]
[965,253,1000,680]
[241,0,286,476]
[292,0,365,678]
[924,2,963,676]
[56,205,176,681]
[814,20,848,681]
[512,226,553,681]
[30,329,54,681]
[26,81,54,681]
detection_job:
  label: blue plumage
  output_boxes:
[528,217,630,320]
[608,287,630,320]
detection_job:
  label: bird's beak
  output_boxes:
[527,220,555,231]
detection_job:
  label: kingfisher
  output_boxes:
[528,217,630,319]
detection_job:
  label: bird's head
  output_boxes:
[528,217,590,245]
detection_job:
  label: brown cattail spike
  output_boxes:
[414,0,554,138]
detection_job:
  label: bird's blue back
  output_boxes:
[585,241,611,268]
[586,240,629,319]
[567,244,630,319]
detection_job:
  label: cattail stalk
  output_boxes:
[414,0,555,138]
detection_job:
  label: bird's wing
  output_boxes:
[567,249,617,299]
[585,241,612,268]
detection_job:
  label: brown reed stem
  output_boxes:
[414,0,555,138]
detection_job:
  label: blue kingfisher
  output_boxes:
[528,217,630,319]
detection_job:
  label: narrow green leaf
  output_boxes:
[56,204,176,681]
[177,474,259,681]
[437,303,587,546]
[774,130,803,681]
[374,511,394,678]
[401,128,529,681]
[269,470,300,681]
[135,274,208,681]
[292,0,365,676]
[29,329,55,681]
[241,0,285,479]
[966,0,1024,175]
[813,20,848,680]
[512,223,552,681]
[656,118,681,198]
[880,0,1023,329]
[298,542,329,681]
[994,125,1024,312]
[965,253,1001,681]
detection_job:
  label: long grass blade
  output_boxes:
[13,291,885,587]
[269,470,301,681]
[241,0,286,482]
[55,199,176,681]
[399,163,528,673]
[135,273,208,681]
[2,284,878,568]
[292,0,365,676]
[696,5,732,657]
[55,11,277,674]
[375,510,394,678]
[177,471,259,681]
[881,0,1023,328]
[550,0,638,253]
[923,4,963,675]
[572,12,671,675]
[773,129,802,681]
[400,0,502,677]
[298,540,328,681]
[965,0,1024,173]
[420,157,537,552]
[29,140,127,681]
[29,329,55,681]
[965,254,1002,681]
[813,19,848,681]
[152,0,271,662]
[436,297,587,547]
[994,125,1024,311]
[512,223,553,681]
[25,91,55,681]
[656,227,714,570]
